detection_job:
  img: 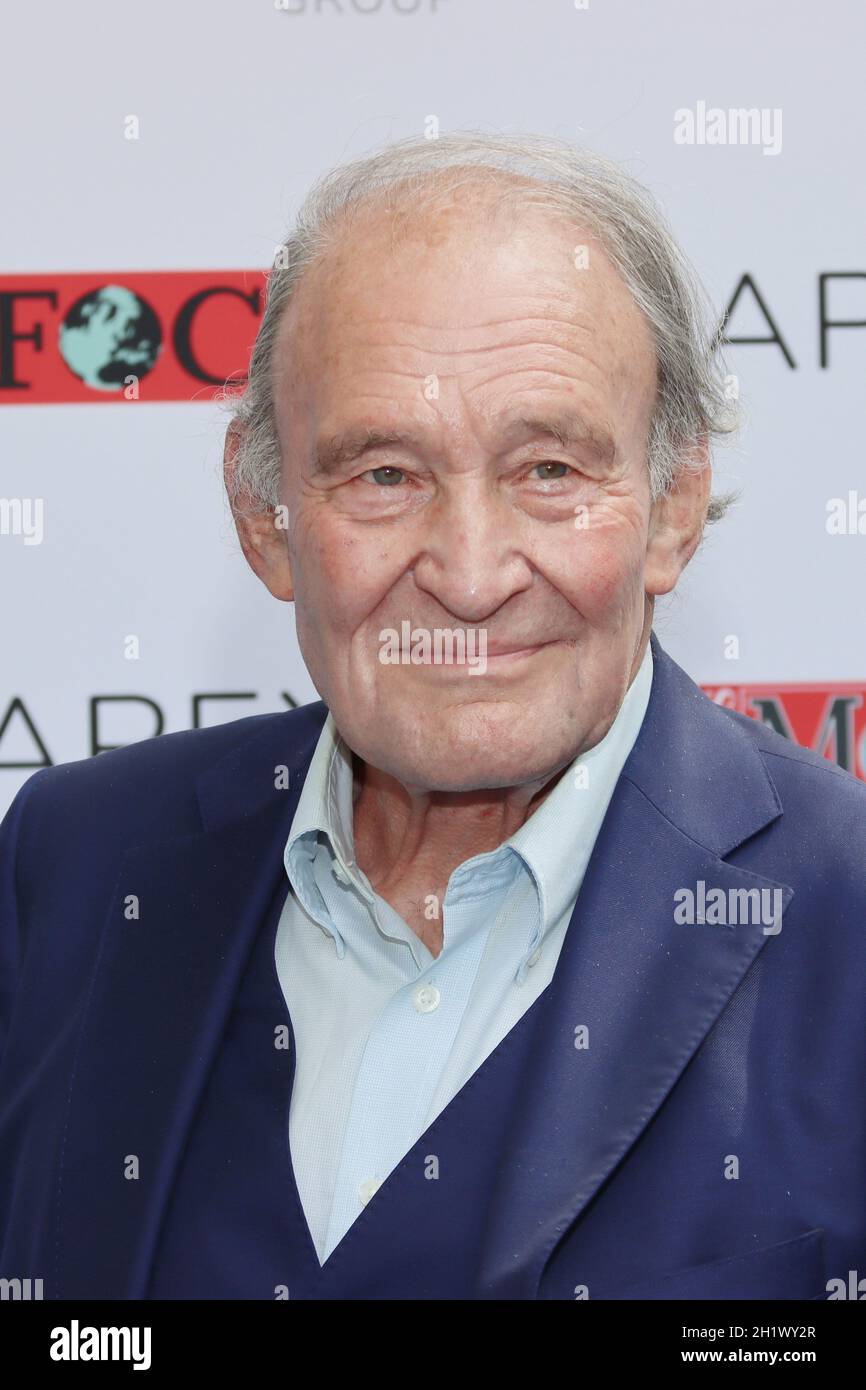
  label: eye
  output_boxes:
[360,466,406,487]
[528,461,573,480]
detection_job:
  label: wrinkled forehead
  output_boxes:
[271,175,657,416]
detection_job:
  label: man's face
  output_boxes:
[261,188,692,792]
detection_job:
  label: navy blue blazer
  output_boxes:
[2,632,865,1300]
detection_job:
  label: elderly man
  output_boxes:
[1,133,864,1302]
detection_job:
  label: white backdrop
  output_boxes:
[2,0,864,813]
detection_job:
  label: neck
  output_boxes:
[348,622,652,955]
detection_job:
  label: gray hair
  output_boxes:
[224,130,739,522]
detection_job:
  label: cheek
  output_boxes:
[293,512,400,635]
[555,510,647,622]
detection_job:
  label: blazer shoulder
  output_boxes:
[2,700,327,846]
[718,700,866,797]
[716,703,866,894]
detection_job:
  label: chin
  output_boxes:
[370,715,582,793]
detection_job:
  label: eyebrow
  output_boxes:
[506,415,617,465]
[312,413,616,476]
[313,428,423,477]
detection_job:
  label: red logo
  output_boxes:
[0,271,266,403]
[702,682,866,781]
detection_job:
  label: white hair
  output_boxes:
[224,130,739,522]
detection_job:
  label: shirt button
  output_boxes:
[358,1177,380,1205]
[412,983,441,1013]
[332,864,350,885]
[527,947,542,967]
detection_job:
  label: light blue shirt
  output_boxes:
[276,642,653,1264]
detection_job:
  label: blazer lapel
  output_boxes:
[476,636,795,1298]
[54,703,327,1298]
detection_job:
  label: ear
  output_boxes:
[644,436,711,597]
[223,422,295,601]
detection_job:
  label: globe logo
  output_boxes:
[58,285,163,391]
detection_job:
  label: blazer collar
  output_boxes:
[628,630,782,855]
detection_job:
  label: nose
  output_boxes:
[411,477,534,623]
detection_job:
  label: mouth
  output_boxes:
[482,642,553,664]
[401,639,561,677]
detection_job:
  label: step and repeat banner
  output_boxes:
[1,0,864,814]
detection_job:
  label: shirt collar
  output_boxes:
[285,640,654,969]
[506,639,653,980]
[283,715,357,957]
